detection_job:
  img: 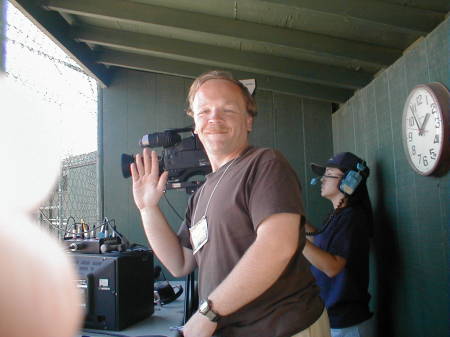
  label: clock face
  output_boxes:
[402,84,447,175]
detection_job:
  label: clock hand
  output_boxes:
[409,105,421,132]
[419,113,430,135]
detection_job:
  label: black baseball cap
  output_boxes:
[311,152,364,176]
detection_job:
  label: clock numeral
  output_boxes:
[417,154,428,166]
[435,117,441,128]
[409,104,417,114]
[434,135,440,144]
[425,95,429,105]
[408,132,413,142]
[429,149,437,160]
[417,154,429,167]
[411,145,416,155]
[408,117,415,127]
[416,94,423,105]
[431,103,437,114]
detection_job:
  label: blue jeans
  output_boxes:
[331,317,374,337]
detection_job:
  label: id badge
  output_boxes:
[190,216,209,254]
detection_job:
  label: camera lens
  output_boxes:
[121,153,135,178]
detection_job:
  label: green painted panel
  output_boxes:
[373,74,391,148]
[338,100,356,153]
[362,83,379,156]
[249,89,274,148]
[302,98,333,227]
[348,101,357,154]
[102,71,131,243]
[332,103,348,154]
[404,39,430,90]
[124,70,158,246]
[386,57,408,177]
[272,94,305,213]
[332,17,449,337]
[374,74,397,187]
[351,92,366,158]
[426,19,449,84]
[353,88,380,216]
[272,93,302,172]
[154,73,192,130]
[331,112,340,152]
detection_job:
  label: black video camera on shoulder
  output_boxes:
[121,127,211,193]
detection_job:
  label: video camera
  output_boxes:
[121,127,211,193]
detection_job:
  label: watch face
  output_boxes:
[199,300,209,313]
[402,85,445,175]
[198,299,220,322]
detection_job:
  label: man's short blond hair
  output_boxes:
[186,70,257,117]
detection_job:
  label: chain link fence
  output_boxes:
[39,152,98,239]
[5,2,99,239]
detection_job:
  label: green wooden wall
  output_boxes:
[332,18,449,337]
[100,68,333,272]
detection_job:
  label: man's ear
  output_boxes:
[246,115,253,132]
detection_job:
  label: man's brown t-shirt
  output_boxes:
[178,147,323,337]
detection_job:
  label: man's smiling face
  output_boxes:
[192,79,253,158]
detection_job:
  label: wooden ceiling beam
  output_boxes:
[45,0,400,67]
[74,25,372,89]
[253,0,445,34]
[97,50,354,103]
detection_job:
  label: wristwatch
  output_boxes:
[199,299,221,322]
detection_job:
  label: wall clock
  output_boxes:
[402,82,449,176]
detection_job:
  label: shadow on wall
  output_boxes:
[372,161,401,337]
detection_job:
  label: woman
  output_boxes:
[303,152,374,337]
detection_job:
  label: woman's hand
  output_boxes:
[131,148,169,211]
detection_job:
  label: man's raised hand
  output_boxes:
[131,148,169,211]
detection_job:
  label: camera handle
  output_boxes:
[166,180,205,194]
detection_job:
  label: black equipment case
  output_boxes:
[71,250,154,330]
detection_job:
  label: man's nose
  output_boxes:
[208,108,224,120]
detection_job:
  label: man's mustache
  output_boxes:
[204,126,228,133]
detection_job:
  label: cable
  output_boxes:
[305,197,345,236]
[305,213,334,237]
[39,210,118,237]
[164,193,184,221]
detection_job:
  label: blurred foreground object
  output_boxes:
[0,74,82,337]
[1,0,5,72]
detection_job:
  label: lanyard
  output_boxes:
[192,156,238,223]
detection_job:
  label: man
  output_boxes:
[131,71,329,337]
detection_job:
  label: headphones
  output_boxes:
[310,161,368,196]
[154,281,183,305]
[338,161,368,195]
[153,266,183,305]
